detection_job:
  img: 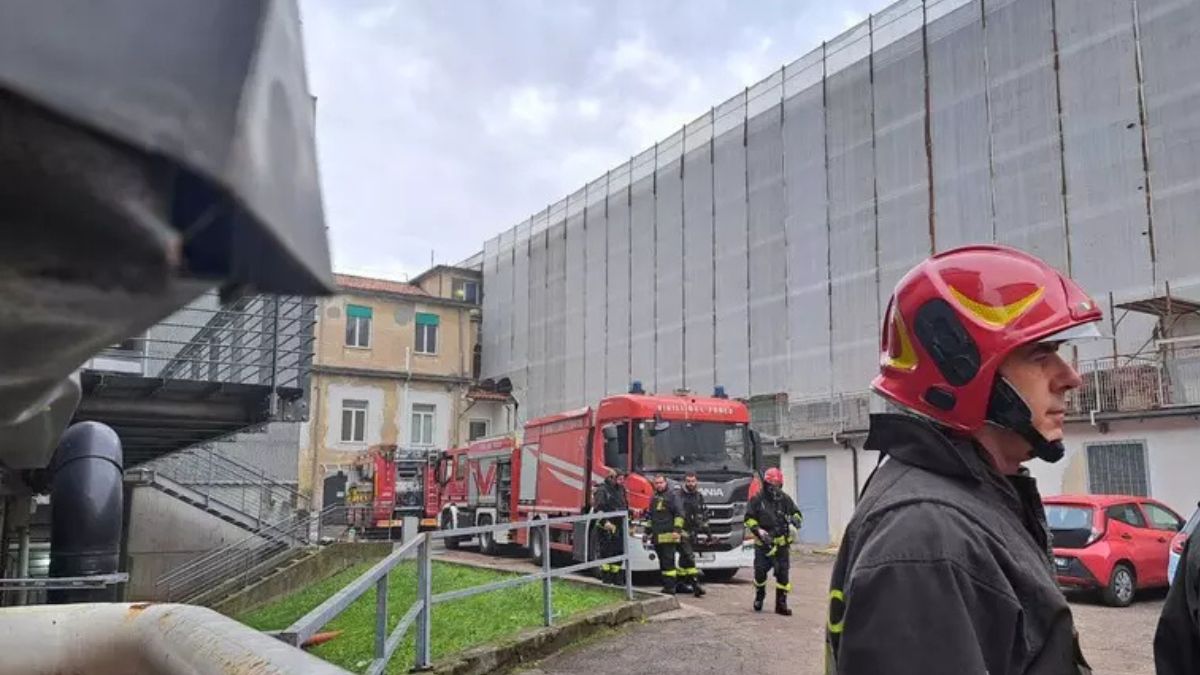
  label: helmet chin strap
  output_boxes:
[985,377,1066,464]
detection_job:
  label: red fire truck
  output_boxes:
[345,445,442,538]
[435,385,764,577]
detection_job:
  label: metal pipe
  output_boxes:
[16,524,30,606]
[49,421,123,604]
[542,520,553,626]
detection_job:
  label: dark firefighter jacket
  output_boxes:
[679,487,708,534]
[592,480,628,530]
[825,414,1091,675]
[649,488,685,544]
[1155,526,1200,674]
[744,486,803,551]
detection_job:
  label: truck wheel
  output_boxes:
[702,568,738,583]
[442,512,461,550]
[1102,563,1136,607]
[528,524,546,563]
[478,515,498,555]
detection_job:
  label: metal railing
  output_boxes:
[84,292,317,391]
[145,442,307,529]
[277,511,634,675]
[154,505,405,604]
[1067,351,1200,417]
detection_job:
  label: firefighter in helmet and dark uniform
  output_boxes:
[591,467,628,586]
[676,471,710,597]
[744,467,803,615]
[646,473,685,594]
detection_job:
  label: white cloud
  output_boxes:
[596,34,683,88]
[576,98,602,119]
[507,86,559,131]
[726,35,778,88]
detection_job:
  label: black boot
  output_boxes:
[775,589,792,616]
[692,579,705,597]
[753,587,765,612]
[661,577,677,594]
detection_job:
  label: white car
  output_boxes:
[1168,504,1200,587]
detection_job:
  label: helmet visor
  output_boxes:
[1038,321,1107,344]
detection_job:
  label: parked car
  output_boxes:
[1044,495,1184,607]
[1168,502,1200,587]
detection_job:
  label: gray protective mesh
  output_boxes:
[630,147,657,388]
[783,49,832,401]
[826,23,879,395]
[606,162,632,395]
[1140,0,1200,299]
[987,0,1067,270]
[747,72,788,396]
[655,131,685,393]
[544,214,567,414]
[584,177,609,406]
[873,0,932,314]
[928,0,993,249]
[509,219,531,421]
[682,112,716,394]
[481,236,500,379]
[713,93,750,396]
[526,219,547,418]
[563,190,587,409]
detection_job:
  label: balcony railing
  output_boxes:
[84,292,317,391]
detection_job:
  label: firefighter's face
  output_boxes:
[998,341,1083,446]
[653,476,667,492]
[684,475,698,491]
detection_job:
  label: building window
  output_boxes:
[469,419,489,441]
[341,399,368,443]
[415,313,439,354]
[452,278,480,304]
[345,305,372,348]
[411,403,436,446]
[1087,441,1149,496]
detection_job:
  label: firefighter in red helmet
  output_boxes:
[825,245,1095,674]
[744,466,803,615]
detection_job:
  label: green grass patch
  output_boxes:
[238,561,624,674]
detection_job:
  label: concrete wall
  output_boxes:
[1028,416,1200,516]
[779,438,879,547]
[123,486,262,601]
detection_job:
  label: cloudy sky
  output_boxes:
[300,0,883,280]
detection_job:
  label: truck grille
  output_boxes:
[705,504,737,536]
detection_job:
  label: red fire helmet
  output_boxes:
[873,244,1103,433]
[763,467,784,487]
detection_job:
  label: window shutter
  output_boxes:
[347,304,373,319]
[415,312,439,326]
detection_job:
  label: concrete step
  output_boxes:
[186,546,312,608]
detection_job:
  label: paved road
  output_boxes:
[439,545,1164,675]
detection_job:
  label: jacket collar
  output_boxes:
[864,413,994,483]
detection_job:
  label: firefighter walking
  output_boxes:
[677,471,709,597]
[744,467,803,615]
[592,468,628,586]
[646,474,685,594]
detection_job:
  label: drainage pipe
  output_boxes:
[48,421,123,604]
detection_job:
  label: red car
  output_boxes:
[1044,494,1185,607]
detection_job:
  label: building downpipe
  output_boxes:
[48,421,123,604]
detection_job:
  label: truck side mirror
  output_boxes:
[749,429,763,473]
[601,424,624,470]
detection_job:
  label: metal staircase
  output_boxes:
[129,443,306,533]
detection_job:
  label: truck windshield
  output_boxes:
[636,421,753,476]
